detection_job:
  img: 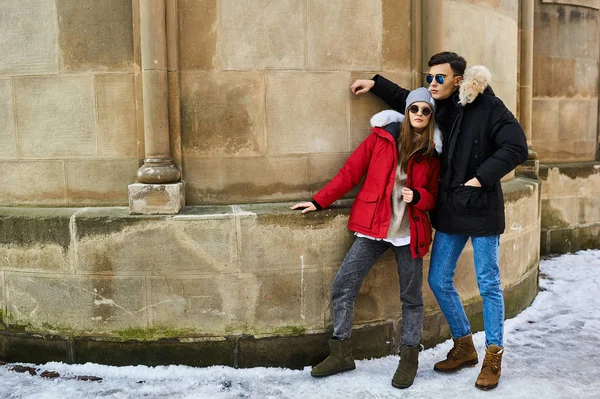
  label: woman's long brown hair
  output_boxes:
[397,112,436,171]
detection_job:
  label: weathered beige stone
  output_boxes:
[180,71,265,156]
[0,161,66,206]
[141,69,171,159]
[236,206,353,273]
[553,57,577,97]
[222,156,310,203]
[168,71,182,168]
[5,273,147,332]
[266,72,349,154]
[0,243,68,273]
[382,0,412,71]
[139,0,167,71]
[96,74,137,158]
[308,153,355,197]
[531,98,560,161]
[556,6,599,60]
[444,5,486,65]
[445,3,518,112]
[14,76,96,158]
[147,275,233,332]
[128,183,185,214]
[56,0,134,72]
[0,0,58,75]
[307,0,382,70]
[542,197,580,228]
[575,58,599,97]
[559,99,596,154]
[178,0,218,70]
[541,0,599,9]
[0,272,5,318]
[533,10,557,57]
[450,0,501,9]
[220,0,305,70]
[0,80,16,159]
[243,268,327,333]
[77,209,236,274]
[504,184,539,235]
[532,55,554,98]
[579,196,600,225]
[66,159,138,206]
[182,157,224,205]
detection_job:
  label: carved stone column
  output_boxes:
[129,0,184,214]
[516,0,539,179]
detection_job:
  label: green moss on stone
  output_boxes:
[541,206,570,229]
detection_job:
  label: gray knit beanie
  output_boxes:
[405,87,436,114]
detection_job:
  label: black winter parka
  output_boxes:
[371,67,528,236]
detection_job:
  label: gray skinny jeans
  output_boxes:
[332,237,424,347]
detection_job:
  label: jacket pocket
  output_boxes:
[452,185,489,214]
[349,191,380,229]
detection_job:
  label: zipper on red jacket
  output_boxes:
[406,155,421,259]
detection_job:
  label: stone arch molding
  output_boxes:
[541,0,600,10]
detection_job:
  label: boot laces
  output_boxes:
[449,339,462,359]
[482,351,501,372]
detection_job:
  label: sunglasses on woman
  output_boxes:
[408,105,432,116]
[425,73,460,85]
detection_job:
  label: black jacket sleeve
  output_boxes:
[371,75,411,113]
[476,105,529,186]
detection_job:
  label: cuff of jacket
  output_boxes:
[475,173,487,188]
[408,189,421,205]
[311,199,323,211]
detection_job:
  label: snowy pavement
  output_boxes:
[1,250,599,399]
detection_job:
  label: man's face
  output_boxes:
[427,63,462,100]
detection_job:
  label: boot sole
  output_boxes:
[475,382,498,390]
[310,364,356,378]
[433,358,479,373]
[391,381,413,390]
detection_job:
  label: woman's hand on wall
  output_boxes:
[350,79,375,95]
[290,202,317,214]
[401,188,414,203]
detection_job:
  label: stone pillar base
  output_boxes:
[128,182,185,215]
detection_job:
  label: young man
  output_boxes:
[350,52,528,390]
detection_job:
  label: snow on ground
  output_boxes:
[1,250,599,399]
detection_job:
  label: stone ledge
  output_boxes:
[539,161,600,181]
[0,265,538,368]
[541,223,600,255]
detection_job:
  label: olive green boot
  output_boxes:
[391,345,420,389]
[310,338,355,378]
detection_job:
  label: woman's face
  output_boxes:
[407,101,432,132]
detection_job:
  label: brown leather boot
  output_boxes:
[475,344,503,390]
[433,334,478,372]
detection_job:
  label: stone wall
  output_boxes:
[532,1,598,161]
[180,0,413,205]
[533,1,600,253]
[0,178,539,367]
[0,0,139,206]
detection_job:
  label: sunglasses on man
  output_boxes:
[408,105,432,116]
[425,73,461,85]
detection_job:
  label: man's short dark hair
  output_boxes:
[428,52,467,76]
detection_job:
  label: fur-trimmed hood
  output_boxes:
[370,110,443,154]
[459,65,493,106]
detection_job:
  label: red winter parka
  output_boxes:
[312,110,441,259]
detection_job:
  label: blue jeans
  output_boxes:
[427,231,504,347]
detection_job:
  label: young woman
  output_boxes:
[291,88,441,389]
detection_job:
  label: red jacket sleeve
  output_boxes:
[312,133,377,209]
[411,156,440,212]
